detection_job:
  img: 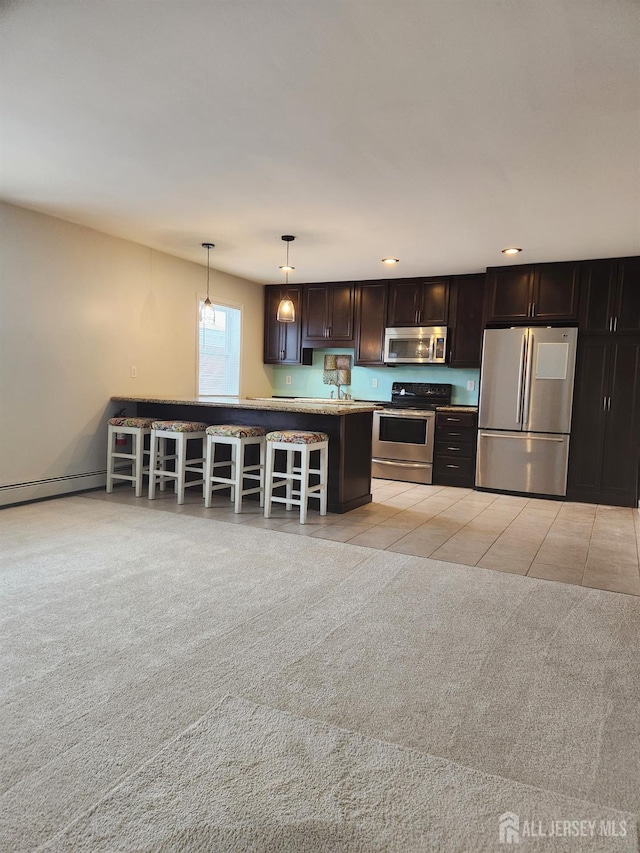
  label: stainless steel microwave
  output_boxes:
[383,326,447,364]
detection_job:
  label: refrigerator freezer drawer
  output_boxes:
[476,431,570,497]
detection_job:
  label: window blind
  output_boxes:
[198,303,241,396]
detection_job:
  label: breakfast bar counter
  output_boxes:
[111,396,378,512]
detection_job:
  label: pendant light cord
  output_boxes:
[285,241,289,293]
[206,244,211,300]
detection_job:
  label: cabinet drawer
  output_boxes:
[433,455,476,484]
[434,440,474,460]
[436,425,475,444]
[435,411,477,429]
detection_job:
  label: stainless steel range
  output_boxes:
[372,382,452,484]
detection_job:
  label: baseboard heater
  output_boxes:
[0,470,107,508]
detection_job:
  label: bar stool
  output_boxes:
[148,420,208,504]
[106,417,155,497]
[204,425,266,512]
[263,430,329,524]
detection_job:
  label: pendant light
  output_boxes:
[277,235,296,323]
[200,242,216,324]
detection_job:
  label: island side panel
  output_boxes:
[130,402,372,513]
[339,411,374,511]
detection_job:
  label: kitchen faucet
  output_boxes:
[330,384,351,401]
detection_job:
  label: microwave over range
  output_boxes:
[383,326,448,364]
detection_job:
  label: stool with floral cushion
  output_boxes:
[148,420,209,505]
[263,430,329,524]
[204,424,267,513]
[106,416,155,497]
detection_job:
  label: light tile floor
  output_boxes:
[92,480,640,596]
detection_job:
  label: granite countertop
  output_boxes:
[435,405,479,413]
[111,395,380,416]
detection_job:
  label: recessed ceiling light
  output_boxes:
[381,257,399,265]
[501,247,523,255]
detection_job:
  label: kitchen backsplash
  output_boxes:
[270,348,480,405]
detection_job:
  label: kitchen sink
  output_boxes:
[293,397,360,404]
[249,397,360,405]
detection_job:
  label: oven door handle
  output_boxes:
[372,459,432,470]
[376,410,435,420]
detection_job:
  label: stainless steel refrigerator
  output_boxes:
[476,327,578,496]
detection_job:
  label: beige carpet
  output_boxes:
[41,696,636,852]
[1,495,639,851]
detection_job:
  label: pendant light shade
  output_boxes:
[277,235,296,323]
[276,295,295,322]
[200,242,216,324]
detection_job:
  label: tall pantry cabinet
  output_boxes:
[567,257,640,506]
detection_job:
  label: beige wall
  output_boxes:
[0,201,272,505]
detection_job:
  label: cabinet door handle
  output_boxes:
[613,317,618,332]
[608,317,613,332]
[607,396,612,411]
[531,302,536,316]
[446,464,460,469]
[446,446,461,451]
[448,432,461,436]
[603,396,607,411]
[445,417,460,422]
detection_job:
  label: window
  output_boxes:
[198,302,241,396]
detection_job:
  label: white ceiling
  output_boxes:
[1,0,639,284]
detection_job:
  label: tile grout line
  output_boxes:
[94,487,639,595]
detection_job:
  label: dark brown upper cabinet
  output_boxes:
[579,256,640,335]
[485,262,579,325]
[263,285,304,364]
[302,282,355,345]
[354,280,388,366]
[447,274,485,367]
[387,277,449,327]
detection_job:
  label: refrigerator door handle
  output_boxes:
[522,331,534,426]
[480,433,564,442]
[515,332,527,423]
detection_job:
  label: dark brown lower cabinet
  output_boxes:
[567,336,640,506]
[433,410,478,487]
